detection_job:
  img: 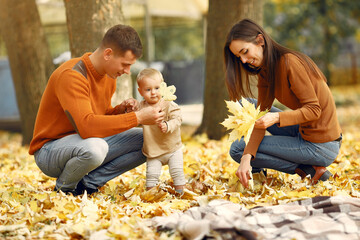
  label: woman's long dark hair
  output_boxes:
[224,18,323,101]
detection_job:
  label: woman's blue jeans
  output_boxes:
[34,128,146,191]
[229,99,341,174]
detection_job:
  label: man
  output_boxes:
[29,24,164,196]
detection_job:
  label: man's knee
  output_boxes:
[81,138,109,168]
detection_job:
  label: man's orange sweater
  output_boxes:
[244,53,342,158]
[29,53,138,155]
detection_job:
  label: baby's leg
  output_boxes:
[146,158,162,190]
[168,148,186,193]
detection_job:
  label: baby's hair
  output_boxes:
[136,68,164,85]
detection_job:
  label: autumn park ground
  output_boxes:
[0,84,359,239]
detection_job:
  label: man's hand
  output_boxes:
[255,112,279,129]
[120,98,139,113]
[135,106,165,125]
[158,121,168,133]
[235,154,252,189]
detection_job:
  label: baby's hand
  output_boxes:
[158,121,168,133]
[121,98,139,113]
[124,98,139,113]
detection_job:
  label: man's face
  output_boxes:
[105,50,137,79]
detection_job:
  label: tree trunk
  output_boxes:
[350,53,357,85]
[195,0,263,140]
[63,0,132,102]
[0,0,54,145]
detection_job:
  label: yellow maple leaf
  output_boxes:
[221,97,268,144]
[248,170,254,190]
[29,200,39,213]
[159,82,177,101]
[140,185,167,202]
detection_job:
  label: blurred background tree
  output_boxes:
[0,0,54,145]
[264,0,360,85]
[195,0,264,140]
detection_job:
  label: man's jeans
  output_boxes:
[34,128,146,191]
[229,99,341,174]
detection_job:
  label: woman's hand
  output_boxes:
[235,154,252,189]
[255,112,279,129]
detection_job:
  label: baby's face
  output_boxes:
[138,76,162,105]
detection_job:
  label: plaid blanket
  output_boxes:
[152,196,360,240]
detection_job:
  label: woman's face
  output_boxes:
[229,36,264,68]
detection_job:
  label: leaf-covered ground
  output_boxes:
[1,85,359,239]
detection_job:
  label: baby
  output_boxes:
[136,68,185,193]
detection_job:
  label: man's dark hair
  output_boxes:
[101,24,143,58]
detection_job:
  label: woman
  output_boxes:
[224,19,342,189]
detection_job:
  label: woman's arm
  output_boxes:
[255,112,279,129]
[278,54,322,127]
[242,76,273,158]
[235,153,253,188]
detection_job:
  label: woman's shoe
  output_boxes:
[312,166,333,184]
[295,164,332,184]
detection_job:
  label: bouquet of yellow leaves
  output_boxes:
[221,97,268,145]
[159,82,177,101]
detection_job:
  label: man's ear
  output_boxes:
[256,34,264,46]
[103,48,113,61]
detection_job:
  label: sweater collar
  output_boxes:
[82,52,105,81]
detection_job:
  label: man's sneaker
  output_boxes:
[54,181,98,196]
[54,186,83,196]
[76,181,99,195]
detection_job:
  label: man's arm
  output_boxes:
[56,70,138,138]
[135,106,165,125]
[107,98,140,115]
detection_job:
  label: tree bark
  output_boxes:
[63,0,132,102]
[195,0,263,139]
[0,0,54,145]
